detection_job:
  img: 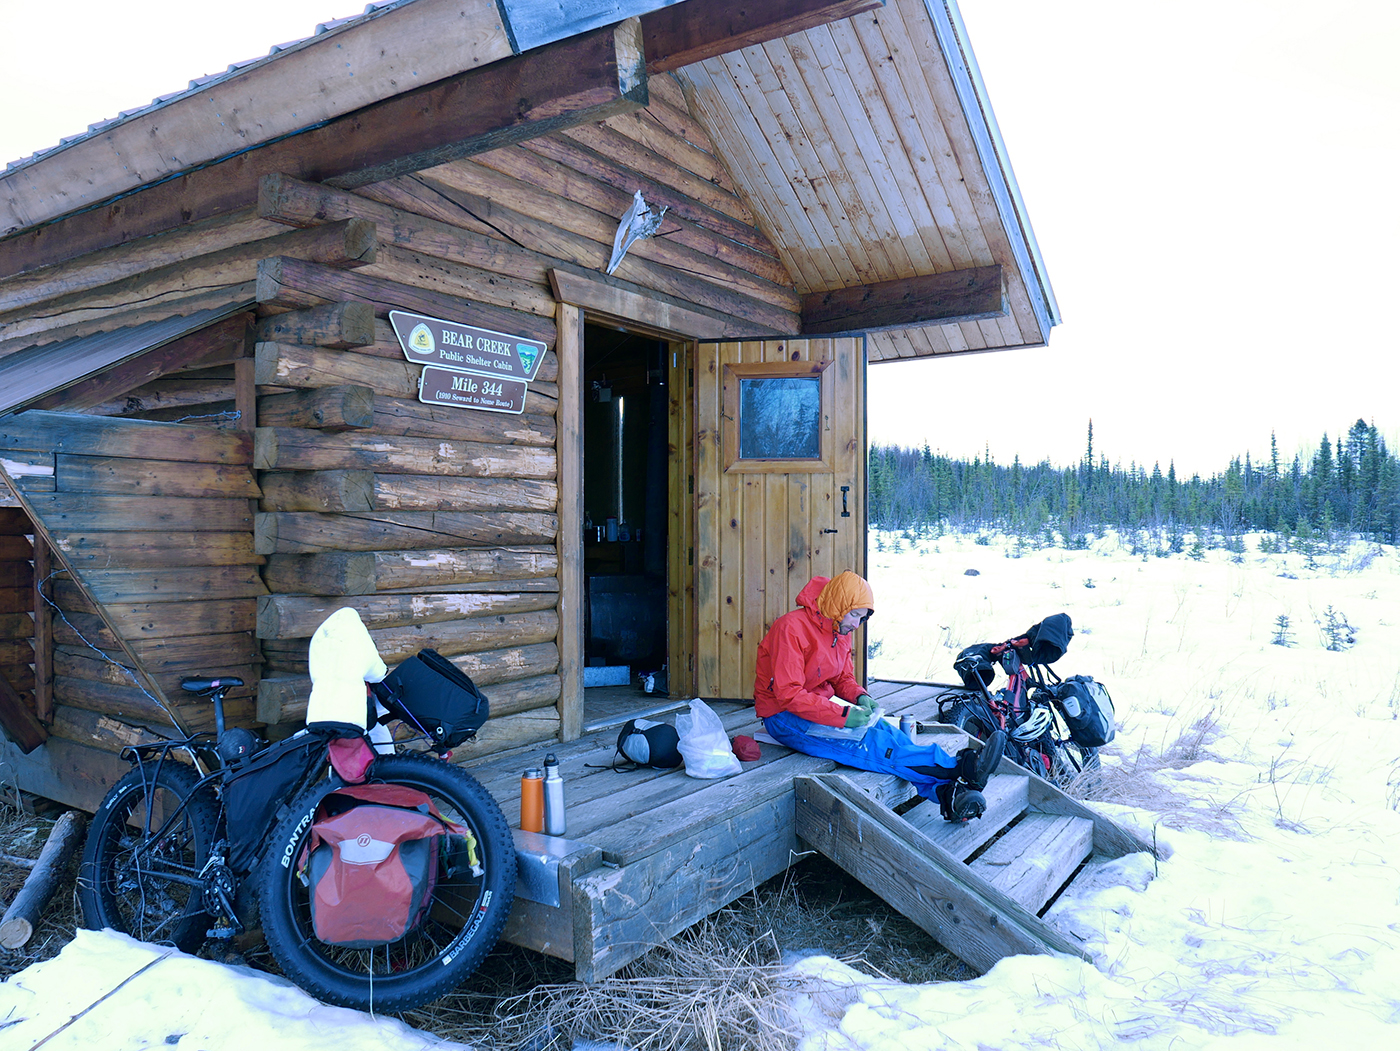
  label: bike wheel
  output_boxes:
[78,761,218,952]
[944,697,995,740]
[1025,733,1101,788]
[258,754,516,1012]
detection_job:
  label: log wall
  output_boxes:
[0,73,793,767]
[0,413,264,751]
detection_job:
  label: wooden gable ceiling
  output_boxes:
[676,0,1058,361]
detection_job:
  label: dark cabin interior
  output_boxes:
[581,324,671,724]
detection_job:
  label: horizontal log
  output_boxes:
[0,209,273,317]
[79,566,267,605]
[262,546,559,596]
[48,705,171,752]
[54,455,259,499]
[0,221,376,347]
[257,640,560,724]
[255,341,418,396]
[253,301,377,350]
[256,386,376,431]
[28,313,253,414]
[0,536,32,559]
[50,532,262,569]
[478,674,561,719]
[372,475,558,513]
[51,610,120,650]
[475,140,786,286]
[128,631,259,670]
[371,397,556,444]
[258,591,557,639]
[52,675,253,732]
[0,19,644,279]
[0,411,251,465]
[515,133,774,259]
[254,427,556,479]
[102,599,256,640]
[0,664,35,692]
[801,266,1008,336]
[0,509,32,533]
[0,612,34,637]
[547,268,737,339]
[259,471,376,513]
[361,244,555,321]
[22,494,254,533]
[414,170,797,334]
[364,610,557,665]
[447,707,559,760]
[0,637,33,663]
[255,257,556,349]
[255,511,557,554]
[45,578,96,615]
[0,563,33,589]
[75,379,238,419]
[0,587,35,615]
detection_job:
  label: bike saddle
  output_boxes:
[181,676,245,695]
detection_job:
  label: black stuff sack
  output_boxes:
[616,718,683,769]
[1020,614,1074,666]
[221,725,357,875]
[1048,675,1115,747]
[377,648,489,753]
[302,783,456,948]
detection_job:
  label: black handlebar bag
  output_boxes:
[376,648,490,754]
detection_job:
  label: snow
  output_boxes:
[3,529,1399,1049]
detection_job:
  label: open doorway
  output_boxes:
[581,324,679,730]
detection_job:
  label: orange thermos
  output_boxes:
[520,768,544,832]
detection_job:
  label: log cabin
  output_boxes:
[0,0,1086,980]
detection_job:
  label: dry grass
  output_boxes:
[404,856,968,1050]
[1071,711,1249,838]
[0,798,83,981]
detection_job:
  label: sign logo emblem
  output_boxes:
[408,323,435,354]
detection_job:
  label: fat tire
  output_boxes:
[257,754,516,1012]
[78,761,218,952]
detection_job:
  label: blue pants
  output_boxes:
[763,710,958,799]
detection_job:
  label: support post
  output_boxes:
[555,303,584,740]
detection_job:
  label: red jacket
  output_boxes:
[754,576,866,726]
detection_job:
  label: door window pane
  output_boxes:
[738,377,821,459]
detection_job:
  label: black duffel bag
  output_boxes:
[1046,675,1115,747]
[375,648,489,754]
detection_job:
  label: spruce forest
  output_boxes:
[868,419,1400,547]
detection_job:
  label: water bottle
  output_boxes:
[543,754,567,836]
[520,768,544,832]
[899,714,914,738]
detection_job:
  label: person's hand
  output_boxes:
[844,705,873,728]
[855,694,877,710]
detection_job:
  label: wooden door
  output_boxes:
[688,337,866,699]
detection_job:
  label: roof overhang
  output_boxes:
[0,304,253,417]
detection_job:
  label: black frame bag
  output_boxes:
[376,648,489,754]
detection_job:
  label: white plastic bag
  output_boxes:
[676,699,742,779]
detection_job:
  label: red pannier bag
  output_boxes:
[302,783,462,948]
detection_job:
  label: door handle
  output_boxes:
[821,528,838,534]
[840,486,850,518]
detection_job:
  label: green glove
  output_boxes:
[844,705,873,728]
[856,694,877,710]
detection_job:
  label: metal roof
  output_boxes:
[0,304,252,417]
[4,2,410,174]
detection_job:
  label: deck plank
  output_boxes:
[969,814,1094,913]
[904,773,1030,860]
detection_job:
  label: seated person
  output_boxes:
[754,571,1005,822]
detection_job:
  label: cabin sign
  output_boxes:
[390,309,546,381]
[418,365,528,414]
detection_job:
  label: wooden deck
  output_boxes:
[463,680,1155,981]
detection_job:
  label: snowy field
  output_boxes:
[3,529,1399,1049]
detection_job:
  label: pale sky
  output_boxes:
[2,1,1397,477]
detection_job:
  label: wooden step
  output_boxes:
[903,773,1030,861]
[968,813,1094,913]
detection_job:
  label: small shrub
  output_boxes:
[1271,614,1293,647]
[1321,606,1356,651]
[1188,540,1207,561]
